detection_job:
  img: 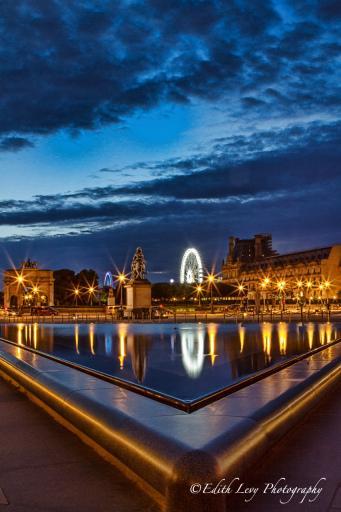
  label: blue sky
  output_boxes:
[0,0,340,280]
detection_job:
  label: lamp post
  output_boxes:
[196,284,203,308]
[260,277,270,313]
[324,280,331,320]
[118,273,126,308]
[277,280,286,319]
[296,280,305,322]
[318,283,325,315]
[207,274,215,313]
[238,284,245,313]
[74,288,80,306]
[88,286,95,306]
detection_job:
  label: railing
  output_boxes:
[0,309,340,324]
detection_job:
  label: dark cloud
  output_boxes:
[0,137,34,152]
[0,0,339,137]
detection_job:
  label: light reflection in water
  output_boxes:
[33,323,38,350]
[325,323,332,344]
[238,324,246,354]
[181,325,205,378]
[16,323,24,359]
[118,323,127,369]
[306,322,315,350]
[277,322,288,355]
[261,322,273,359]
[89,323,95,355]
[105,334,112,355]
[319,323,326,345]
[207,323,218,365]
[74,324,79,354]
[2,321,338,397]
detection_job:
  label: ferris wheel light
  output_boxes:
[180,248,203,284]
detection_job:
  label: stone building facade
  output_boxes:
[222,234,341,302]
[3,260,54,309]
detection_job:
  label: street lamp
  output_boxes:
[74,288,80,306]
[88,286,95,306]
[260,277,270,311]
[207,274,215,313]
[277,280,286,316]
[196,284,203,308]
[118,273,127,308]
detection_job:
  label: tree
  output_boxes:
[75,269,99,305]
[53,269,76,305]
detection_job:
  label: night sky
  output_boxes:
[0,0,340,282]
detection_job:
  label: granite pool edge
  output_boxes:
[0,341,339,512]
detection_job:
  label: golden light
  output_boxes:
[207,274,215,284]
[306,281,312,288]
[277,280,286,291]
[89,286,95,294]
[118,273,126,283]
[33,286,39,293]
[319,283,324,290]
[74,288,80,295]
[297,280,303,288]
[264,277,270,285]
[324,280,331,289]
[17,275,24,284]
[196,284,202,293]
[238,284,244,292]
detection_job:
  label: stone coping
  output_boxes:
[0,337,339,512]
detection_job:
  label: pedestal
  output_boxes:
[125,280,152,317]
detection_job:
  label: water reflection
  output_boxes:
[74,324,79,354]
[89,323,95,355]
[128,335,150,383]
[277,322,288,356]
[2,321,339,401]
[261,322,273,360]
[181,325,205,378]
[117,323,127,369]
[238,324,246,354]
[208,323,218,365]
[307,322,315,350]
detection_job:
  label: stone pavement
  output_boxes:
[225,381,341,512]
[0,377,160,512]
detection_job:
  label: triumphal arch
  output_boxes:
[3,259,54,309]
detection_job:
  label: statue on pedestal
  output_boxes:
[131,247,147,281]
[125,247,151,317]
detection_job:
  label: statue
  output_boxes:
[125,247,151,316]
[131,247,147,281]
[20,258,38,269]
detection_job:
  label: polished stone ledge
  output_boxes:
[0,338,339,512]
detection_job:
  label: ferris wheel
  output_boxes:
[180,248,204,284]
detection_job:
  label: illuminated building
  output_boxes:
[3,260,54,308]
[222,234,341,300]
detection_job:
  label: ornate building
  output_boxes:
[222,234,341,301]
[3,260,54,309]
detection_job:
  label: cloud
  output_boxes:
[0,137,34,152]
[0,0,339,137]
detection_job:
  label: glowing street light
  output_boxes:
[196,284,203,308]
[117,272,127,307]
[88,285,96,306]
[206,274,216,313]
[260,278,270,311]
[73,287,80,306]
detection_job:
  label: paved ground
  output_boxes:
[0,378,159,512]
[226,381,341,512]
[0,374,340,512]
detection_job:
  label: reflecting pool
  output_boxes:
[0,322,339,403]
